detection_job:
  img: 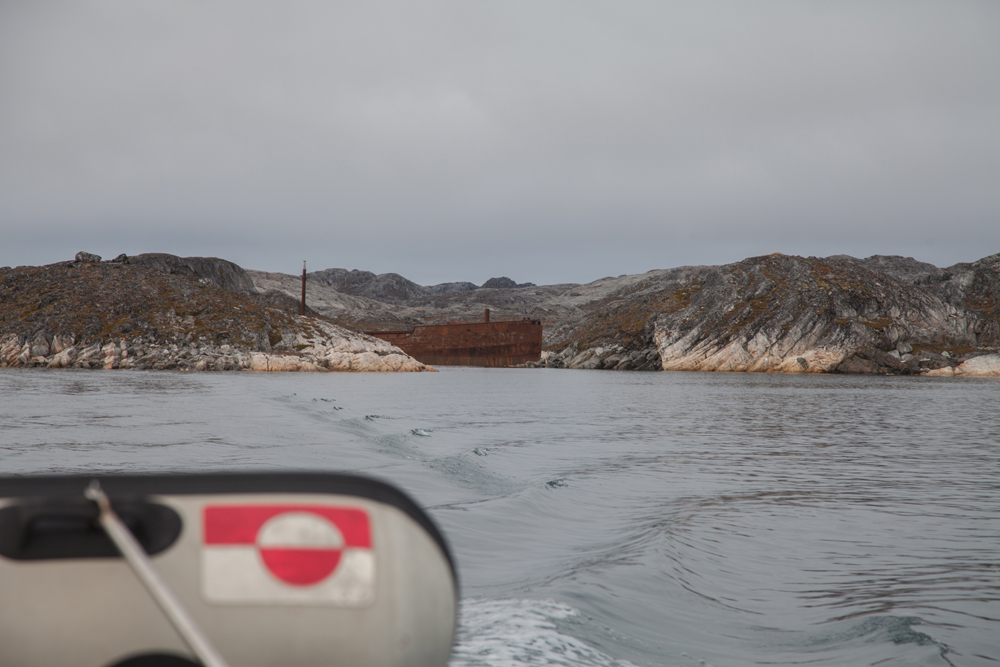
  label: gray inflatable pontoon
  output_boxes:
[0,473,457,667]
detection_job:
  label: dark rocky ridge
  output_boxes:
[423,281,480,296]
[308,269,426,302]
[307,268,536,303]
[1,260,273,350]
[853,255,940,281]
[481,276,536,290]
[129,253,259,293]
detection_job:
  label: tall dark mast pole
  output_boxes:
[301,260,306,316]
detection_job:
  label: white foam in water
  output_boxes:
[451,598,641,667]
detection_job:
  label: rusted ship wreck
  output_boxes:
[366,309,542,367]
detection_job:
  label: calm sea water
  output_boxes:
[1,367,998,666]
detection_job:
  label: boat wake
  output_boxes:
[451,598,641,667]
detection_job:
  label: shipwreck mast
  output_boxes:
[301,260,306,316]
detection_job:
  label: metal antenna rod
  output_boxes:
[85,481,231,667]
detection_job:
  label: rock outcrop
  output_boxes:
[423,281,480,296]
[74,251,102,264]
[481,277,536,289]
[306,268,536,303]
[540,253,1000,375]
[129,253,259,294]
[248,270,412,330]
[0,257,432,372]
[307,269,428,302]
[924,353,1000,377]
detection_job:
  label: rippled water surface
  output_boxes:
[1,368,998,666]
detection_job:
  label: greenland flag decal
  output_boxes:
[202,505,375,606]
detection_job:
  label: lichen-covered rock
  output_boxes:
[954,353,1000,376]
[539,253,1000,375]
[926,353,1000,377]
[47,347,77,368]
[0,259,432,373]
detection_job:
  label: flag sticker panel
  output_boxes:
[202,504,376,606]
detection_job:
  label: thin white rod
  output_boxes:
[85,481,231,667]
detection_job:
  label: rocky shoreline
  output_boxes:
[3,250,998,376]
[0,253,432,373]
[0,322,431,373]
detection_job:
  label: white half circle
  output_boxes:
[257,512,344,548]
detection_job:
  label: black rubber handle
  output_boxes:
[0,497,182,560]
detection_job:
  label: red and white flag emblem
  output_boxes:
[201,505,375,606]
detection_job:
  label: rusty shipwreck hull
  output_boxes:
[366,310,542,367]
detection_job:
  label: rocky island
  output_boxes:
[2,250,998,376]
[0,253,432,372]
[540,252,1000,376]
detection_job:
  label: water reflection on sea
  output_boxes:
[1,367,998,666]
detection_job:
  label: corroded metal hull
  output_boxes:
[366,317,542,367]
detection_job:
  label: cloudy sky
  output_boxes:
[1,1,997,285]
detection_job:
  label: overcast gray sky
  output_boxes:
[1,1,997,285]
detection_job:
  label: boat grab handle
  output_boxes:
[86,481,232,667]
[0,495,180,560]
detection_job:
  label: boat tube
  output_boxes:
[0,473,457,667]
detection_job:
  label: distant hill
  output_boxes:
[307,268,535,302]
